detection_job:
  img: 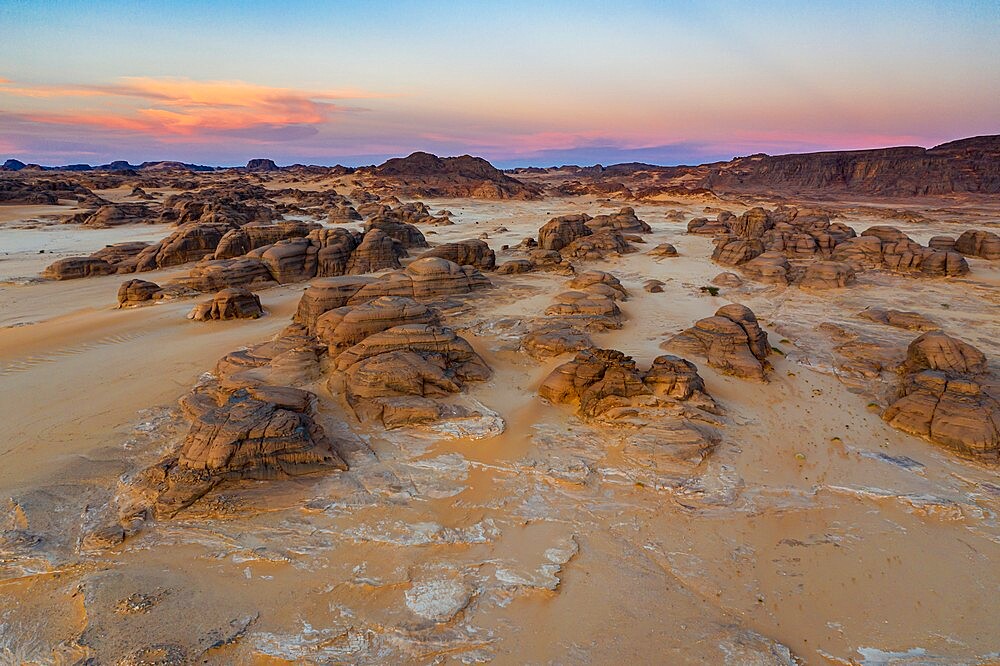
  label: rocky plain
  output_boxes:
[1,139,999,664]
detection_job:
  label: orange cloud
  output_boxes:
[0,76,388,139]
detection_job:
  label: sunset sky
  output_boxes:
[2,0,998,167]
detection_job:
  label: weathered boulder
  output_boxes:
[538,214,592,251]
[665,304,771,381]
[799,261,856,289]
[560,229,633,260]
[711,272,743,288]
[309,227,361,277]
[901,330,987,376]
[419,239,496,270]
[128,384,345,517]
[954,229,1000,260]
[742,252,790,284]
[293,276,376,331]
[117,279,163,307]
[345,229,406,274]
[250,238,317,283]
[730,207,773,239]
[348,257,491,303]
[42,257,114,280]
[882,332,999,461]
[567,270,628,300]
[496,259,535,274]
[364,216,429,249]
[856,307,938,331]
[586,207,651,235]
[648,243,678,257]
[712,235,765,266]
[172,257,275,292]
[187,288,263,321]
[316,296,440,353]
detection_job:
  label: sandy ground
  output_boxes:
[1,192,999,664]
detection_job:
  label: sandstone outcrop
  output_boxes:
[711,236,764,266]
[364,216,429,249]
[538,214,592,251]
[560,229,633,260]
[127,383,345,517]
[585,207,652,235]
[856,307,938,331]
[954,229,1000,260]
[117,279,163,307]
[649,243,678,257]
[348,257,491,303]
[665,304,772,381]
[187,288,263,321]
[42,257,115,280]
[882,332,999,461]
[333,324,492,429]
[345,229,406,275]
[316,296,440,353]
[799,261,856,289]
[293,276,377,331]
[419,239,496,271]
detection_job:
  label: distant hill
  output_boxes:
[698,135,1000,195]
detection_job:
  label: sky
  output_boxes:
[1,0,998,168]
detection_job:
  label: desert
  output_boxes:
[2,2,1000,664]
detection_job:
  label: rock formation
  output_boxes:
[882,331,999,461]
[419,239,496,270]
[666,304,772,381]
[117,279,163,307]
[954,229,1000,260]
[187,288,264,321]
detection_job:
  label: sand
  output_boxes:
[1,190,999,664]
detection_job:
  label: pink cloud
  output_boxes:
[0,76,388,140]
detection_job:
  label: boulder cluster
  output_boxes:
[691,206,972,286]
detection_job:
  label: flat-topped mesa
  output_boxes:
[665,304,772,381]
[584,207,652,235]
[363,216,429,249]
[882,331,999,461]
[187,287,263,321]
[418,239,496,271]
[127,383,346,518]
